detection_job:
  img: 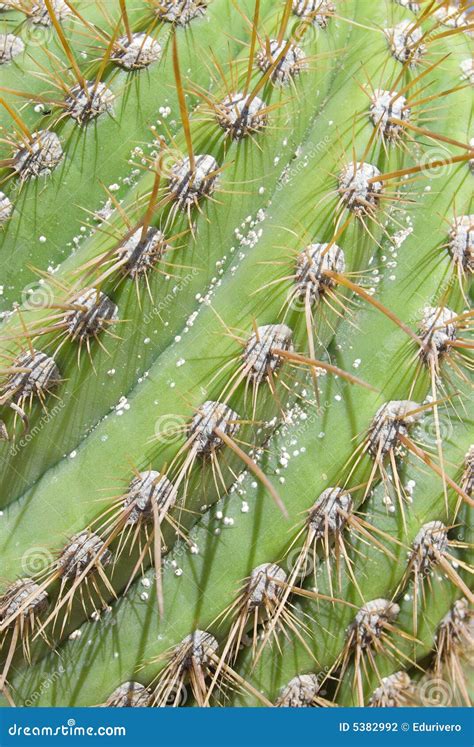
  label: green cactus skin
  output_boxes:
[6,141,472,706]
[0,0,356,505]
[230,403,473,706]
[0,0,269,310]
[0,0,403,544]
[0,0,472,709]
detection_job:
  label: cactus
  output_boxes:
[0,0,472,709]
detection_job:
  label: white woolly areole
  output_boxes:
[5,350,60,400]
[339,161,383,214]
[66,81,114,124]
[117,226,168,277]
[419,305,457,360]
[31,0,71,25]
[368,400,420,459]
[394,0,420,12]
[155,0,208,25]
[248,563,287,608]
[370,89,410,141]
[216,92,267,139]
[463,446,474,498]
[66,288,118,341]
[352,598,400,647]
[369,672,413,707]
[0,33,24,64]
[179,630,219,667]
[189,400,240,456]
[308,487,353,538]
[105,682,152,708]
[439,597,471,636]
[385,20,425,64]
[112,33,162,70]
[0,191,13,223]
[244,324,294,382]
[295,242,345,303]
[460,58,474,85]
[434,4,470,30]
[123,470,176,524]
[257,39,306,85]
[292,0,335,27]
[412,520,448,572]
[449,215,473,273]
[14,130,63,180]
[58,531,111,580]
[0,579,48,623]
[168,154,219,209]
[275,674,321,707]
